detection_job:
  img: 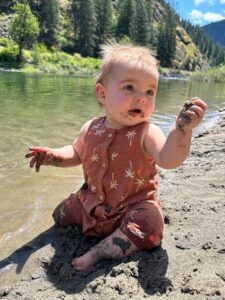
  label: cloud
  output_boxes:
[194,0,214,5]
[221,0,225,4]
[204,12,225,21]
[190,9,204,20]
[195,0,206,5]
[189,9,225,24]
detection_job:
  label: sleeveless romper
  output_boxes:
[53,117,164,250]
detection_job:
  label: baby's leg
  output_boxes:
[120,200,164,250]
[72,228,138,271]
[52,193,82,227]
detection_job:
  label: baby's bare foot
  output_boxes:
[71,250,97,271]
[71,229,138,271]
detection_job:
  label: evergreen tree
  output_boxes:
[168,9,176,63]
[95,0,113,45]
[207,40,213,59]
[157,7,176,67]
[0,1,14,13]
[10,1,39,61]
[116,0,135,38]
[146,0,153,42]
[28,0,39,12]
[73,0,97,57]
[71,0,80,41]
[34,0,60,49]
[130,0,150,45]
[211,43,225,65]
[146,0,152,23]
[157,21,167,65]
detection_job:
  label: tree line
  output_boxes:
[180,18,224,67]
[1,0,224,68]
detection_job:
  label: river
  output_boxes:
[0,72,224,257]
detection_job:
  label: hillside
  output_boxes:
[151,0,207,70]
[0,0,220,71]
[202,19,225,46]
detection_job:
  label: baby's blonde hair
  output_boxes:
[95,43,159,85]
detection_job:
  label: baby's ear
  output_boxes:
[95,83,106,105]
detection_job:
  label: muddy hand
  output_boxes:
[25,146,55,172]
[177,97,208,131]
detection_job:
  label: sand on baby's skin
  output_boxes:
[0,110,225,300]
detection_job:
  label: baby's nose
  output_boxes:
[134,92,146,103]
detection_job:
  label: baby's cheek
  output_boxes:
[120,112,129,119]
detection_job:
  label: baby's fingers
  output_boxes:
[30,158,41,172]
[26,146,48,157]
[25,151,35,158]
[191,97,208,112]
[30,157,37,168]
[26,146,43,158]
[29,146,46,152]
[190,105,203,118]
[35,163,41,172]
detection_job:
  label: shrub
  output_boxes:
[0,44,18,62]
[32,43,49,65]
[0,37,11,47]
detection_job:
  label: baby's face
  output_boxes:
[96,63,158,129]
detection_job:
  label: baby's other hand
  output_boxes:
[176,97,208,131]
[25,146,56,172]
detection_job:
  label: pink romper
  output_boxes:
[53,117,164,250]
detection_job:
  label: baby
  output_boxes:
[26,44,207,271]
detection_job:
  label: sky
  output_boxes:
[166,0,225,26]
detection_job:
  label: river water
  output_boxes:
[0,72,224,257]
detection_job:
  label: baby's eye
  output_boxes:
[123,84,134,91]
[146,89,154,97]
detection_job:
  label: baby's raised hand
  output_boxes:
[25,146,62,172]
[176,97,207,131]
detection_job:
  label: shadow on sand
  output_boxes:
[0,225,172,296]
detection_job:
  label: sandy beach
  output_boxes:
[0,109,225,300]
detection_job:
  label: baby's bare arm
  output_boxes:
[26,120,92,172]
[144,98,207,169]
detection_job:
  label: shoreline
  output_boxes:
[0,67,98,77]
[0,109,225,299]
[1,65,225,83]
[0,66,191,80]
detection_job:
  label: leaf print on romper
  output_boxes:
[135,178,145,192]
[95,128,105,136]
[126,129,136,146]
[91,147,100,162]
[118,195,127,209]
[110,173,119,190]
[125,161,135,178]
[59,205,66,220]
[111,152,118,161]
[88,123,101,135]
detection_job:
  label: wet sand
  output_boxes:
[0,109,225,300]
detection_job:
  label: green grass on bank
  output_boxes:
[0,41,101,75]
[190,65,225,83]
[159,65,225,83]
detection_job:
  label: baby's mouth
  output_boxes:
[128,108,143,117]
